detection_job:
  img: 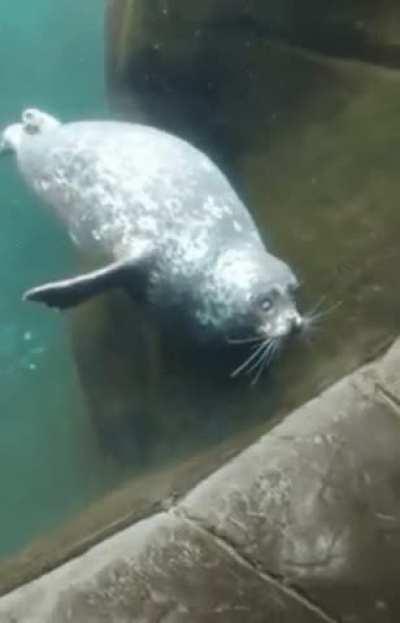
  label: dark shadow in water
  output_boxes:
[70,291,281,467]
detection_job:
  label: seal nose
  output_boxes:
[290,310,303,334]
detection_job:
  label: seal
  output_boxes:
[1,108,303,379]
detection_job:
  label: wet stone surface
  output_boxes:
[0,514,330,623]
[181,356,400,622]
[1,339,400,622]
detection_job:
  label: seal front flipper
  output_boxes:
[23,247,154,310]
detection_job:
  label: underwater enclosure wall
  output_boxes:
[0,2,400,621]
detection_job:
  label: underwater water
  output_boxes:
[1,0,400,595]
[0,1,281,570]
[0,0,115,557]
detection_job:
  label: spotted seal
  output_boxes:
[1,108,303,377]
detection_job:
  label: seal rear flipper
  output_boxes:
[23,252,153,310]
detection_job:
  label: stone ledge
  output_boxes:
[1,339,400,622]
[0,513,333,623]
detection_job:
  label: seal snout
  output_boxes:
[261,305,304,339]
[289,309,304,333]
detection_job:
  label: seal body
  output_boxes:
[1,109,302,352]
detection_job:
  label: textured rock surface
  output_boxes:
[106,0,400,153]
[107,0,400,74]
[0,514,331,623]
[1,339,400,621]
[181,364,400,622]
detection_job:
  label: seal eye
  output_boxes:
[260,297,273,312]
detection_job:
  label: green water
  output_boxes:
[0,0,113,557]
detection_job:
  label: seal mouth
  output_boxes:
[228,304,304,384]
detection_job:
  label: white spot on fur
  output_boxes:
[216,249,259,293]
[200,156,214,172]
[137,216,158,235]
[203,195,224,219]
[165,198,182,213]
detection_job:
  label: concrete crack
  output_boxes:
[376,382,400,419]
[174,508,340,623]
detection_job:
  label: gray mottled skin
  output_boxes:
[1,108,302,343]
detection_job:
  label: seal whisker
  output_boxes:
[315,299,343,319]
[305,295,328,319]
[245,340,273,377]
[251,354,269,386]
[250,339,279,386]
[305,300,343,325]
[227,335,263,345]
[230,339,272,379]
[300,300,342,346]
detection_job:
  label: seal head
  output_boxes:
[188,245,302,341]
